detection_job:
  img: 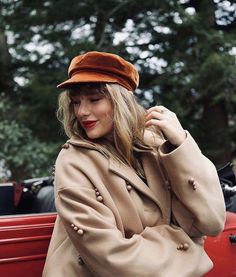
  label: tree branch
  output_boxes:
[96,0,131,48]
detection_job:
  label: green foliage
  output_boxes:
[0,96,59,181]
[0,0,236,179]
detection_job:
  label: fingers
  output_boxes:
[145,105,186,146]
[145,106,176,127]
[147,106,172,116]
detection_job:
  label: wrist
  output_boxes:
[171,131,187,147]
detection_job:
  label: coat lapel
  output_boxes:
[108,158,164,215]
[68,137,168,221]
[141,153,171,222]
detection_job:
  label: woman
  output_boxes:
[43,51,225,277]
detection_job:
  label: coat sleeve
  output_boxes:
[54,152,212,277]
[158,131,226,237]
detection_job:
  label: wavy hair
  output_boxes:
[57,83,161,176]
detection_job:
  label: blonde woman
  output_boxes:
[43,51,225,277]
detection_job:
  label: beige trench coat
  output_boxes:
[43,132,225,277]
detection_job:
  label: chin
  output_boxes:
[86,132,101,140]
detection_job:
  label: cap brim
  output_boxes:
[57,72,120,89]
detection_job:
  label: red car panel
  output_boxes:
[0,213,56,277]
[204,212,236,277]
[0,212,236,276]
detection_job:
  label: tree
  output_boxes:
[0,97,58,180]
[150,0,236,165]
[0,0,235,180]
[116,0,236,165]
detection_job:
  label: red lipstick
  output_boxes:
[82,120,97,129]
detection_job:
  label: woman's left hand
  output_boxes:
[145,105,186,146]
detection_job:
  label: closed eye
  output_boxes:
[71,100,80,106]
[90,97,102,102]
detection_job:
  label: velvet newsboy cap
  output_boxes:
[57,51,139,92]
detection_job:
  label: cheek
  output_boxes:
[102,108,114,131]
[104,108,113,124]
[96,99,113,125]
[104,114,114,135]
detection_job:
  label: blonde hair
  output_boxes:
[57,83,160,176]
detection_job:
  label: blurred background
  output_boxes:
[0,0,235,181]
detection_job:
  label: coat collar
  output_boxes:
[68,136,165,218]
[68,137,102,152]
[108,158,164,211]
[108,156,167,220]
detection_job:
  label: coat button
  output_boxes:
[71,223,75,228]
[183,243,189,250]
[78,256,84,265]
[188,178,197,190]
[77,229,84,236]
[52,164,55,176]
[97,195,103,202]
[126,184,132,191]
[164,180,171,189]
[177,243,189,251]
[188,178,195,185]
[62,143,70,149]
[73,226,78,231]
[177,244,184,250]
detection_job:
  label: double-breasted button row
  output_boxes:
[51,164,56,177]
[71,223,84,236]
[188,178,197,190]
[177,242,189,251]
[165,180,171,190]
[78,255,85,265]
[94,188,103,202]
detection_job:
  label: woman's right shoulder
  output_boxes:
[55,139,109,172]
[54,142,102,191]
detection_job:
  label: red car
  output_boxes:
[0,165,236,277]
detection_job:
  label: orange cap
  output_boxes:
[57,51,139,92]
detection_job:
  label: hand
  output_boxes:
[145,105,186,146]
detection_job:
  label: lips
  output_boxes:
[82,120,97,129]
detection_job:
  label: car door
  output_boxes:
[0,213,56,277]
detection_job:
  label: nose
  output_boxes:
[76,101,90,117]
